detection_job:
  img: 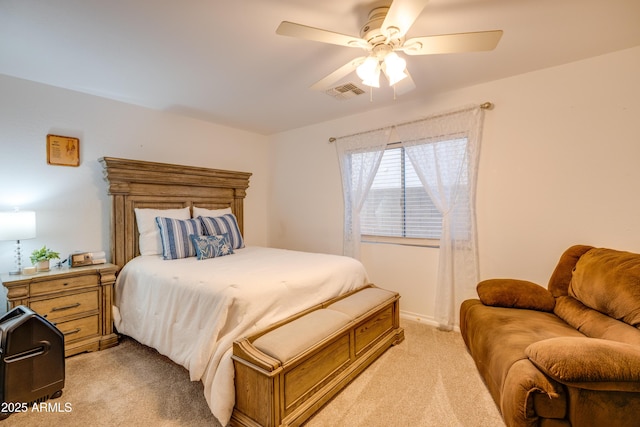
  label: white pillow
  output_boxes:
[192,206,232,218]
[134,207,190,256]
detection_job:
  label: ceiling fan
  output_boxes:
[276,0,503,95]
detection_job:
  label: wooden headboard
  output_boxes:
[100,157,251,268]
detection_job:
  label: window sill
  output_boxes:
[361,235,440,248]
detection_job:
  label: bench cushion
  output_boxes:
[253,309,351,363]
[326,287,396,319]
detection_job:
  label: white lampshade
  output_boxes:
[356,57,381,88]
[0,210,37,241]
[382,52,408,86]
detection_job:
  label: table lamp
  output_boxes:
[0,209,37,275]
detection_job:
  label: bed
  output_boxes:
[100,157,369,426]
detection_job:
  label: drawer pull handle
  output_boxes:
[51,302,81,312]
[63,328,81,336]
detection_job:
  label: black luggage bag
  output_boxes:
[0,306,64,419]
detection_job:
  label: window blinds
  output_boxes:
[360,147,443,239]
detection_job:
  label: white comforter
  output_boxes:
[113,246,368,425]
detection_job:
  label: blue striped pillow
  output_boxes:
[155,217,203,260]
[198,214,244,249]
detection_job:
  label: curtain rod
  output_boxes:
[328,101,493,143]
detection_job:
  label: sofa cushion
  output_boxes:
[569,248,640,327]
[547,245,593,297]
[554,296,640,346]
[477,279,555,312]
[526,337,640,392]
[460,300,584,408]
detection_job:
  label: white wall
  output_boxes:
[3,46,639,324]
[0,75,271,274]
[269,46,640,323]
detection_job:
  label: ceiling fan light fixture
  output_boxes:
[382,52,407,86]
[356,57,381,88]
[362,70,381,88]
[276,1,504,98]
[386,68,407,86]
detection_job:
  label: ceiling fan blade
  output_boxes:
[310,57,367,91]
[401,30,503,55]
[393,71,416,95]
[276,21,368,48]
[381,0,431,39]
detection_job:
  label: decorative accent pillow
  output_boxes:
[477,278,556,312]
[134,207,190,256]
[155,217,203,260]
[190,234,234,260]
[199,213,244,249]
[192,206,232,218]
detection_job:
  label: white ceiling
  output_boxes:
[2,0,639,135]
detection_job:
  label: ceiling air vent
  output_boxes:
[324,83,365,100]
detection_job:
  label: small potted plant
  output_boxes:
[30,246,60,272]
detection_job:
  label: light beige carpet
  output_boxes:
[7,319,504,427]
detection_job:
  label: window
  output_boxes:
[336,105,482,326]
[359,138,468,243]
[360,145,441,240]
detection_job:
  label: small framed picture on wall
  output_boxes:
[47,134,80,167]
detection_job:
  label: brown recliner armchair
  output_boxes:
[460,245,640,426]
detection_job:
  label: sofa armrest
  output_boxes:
[476,279,556,312]
[526,337,640,392]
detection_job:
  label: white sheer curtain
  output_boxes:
[336,128,392,259]
[395,105,484,329]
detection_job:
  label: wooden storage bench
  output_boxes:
[231,285,405,427]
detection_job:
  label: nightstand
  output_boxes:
[1,263,119,357]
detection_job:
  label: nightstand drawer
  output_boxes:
[30,274,98,296]
[57,314,100,342]
[31,290,99,321]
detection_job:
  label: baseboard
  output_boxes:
[399,310,461,332]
